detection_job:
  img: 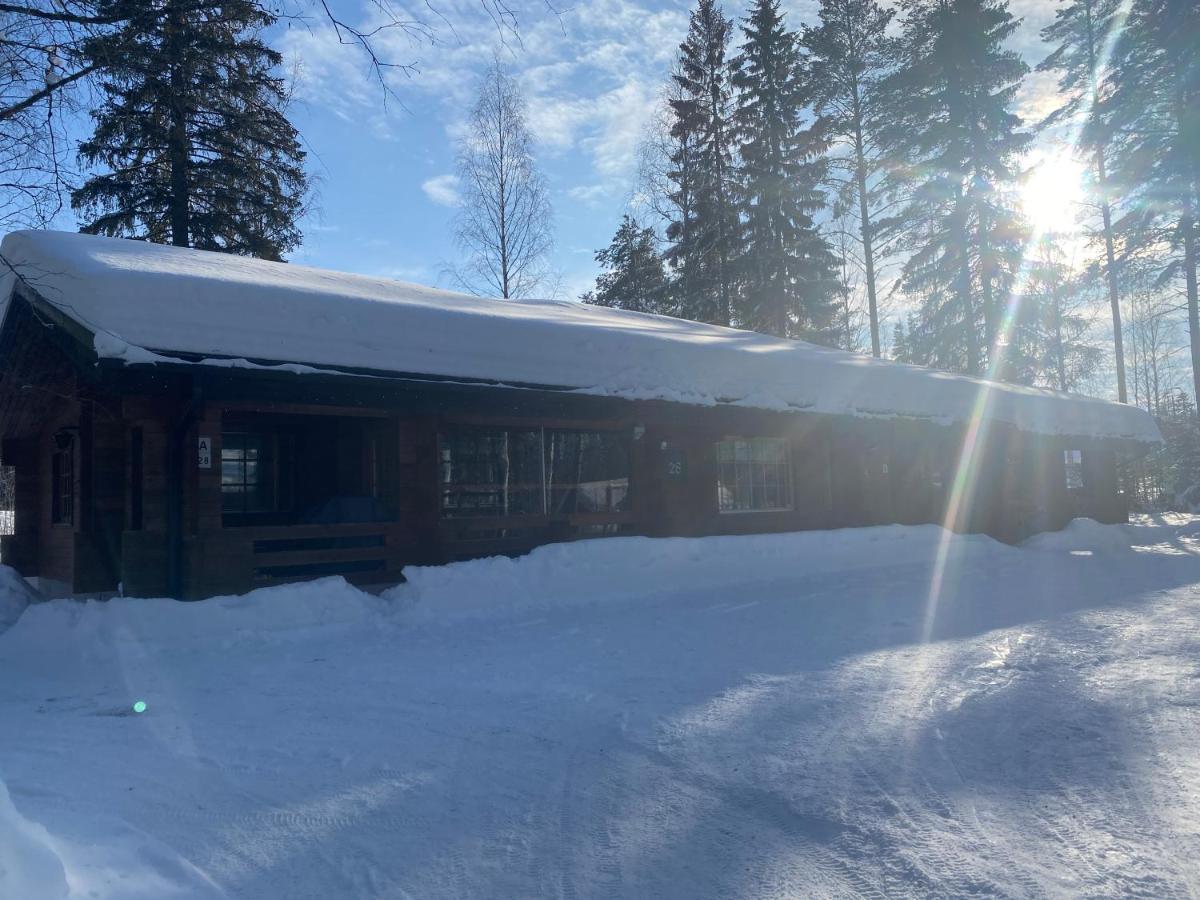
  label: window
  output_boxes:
[222,433,277,514]
[545,430,630,515]
[51,445,73,525]
[440,426,632,519]
[1064,449,1084,490]
[716,437,792,513]
[440,427,544,517]
[0,465,15,536]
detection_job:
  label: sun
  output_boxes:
[1021,153,1088,237]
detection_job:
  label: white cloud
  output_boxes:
[282,0,685,196]
[567,183,609,205]
[422,173,462,207]
[277,22,402,140]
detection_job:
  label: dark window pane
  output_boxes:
[222,484,246,513]
[1065,449,1084,490]
[545,430,630,515]
[441,427,544,517]
[221,433,277,515]
[716,438,792,513]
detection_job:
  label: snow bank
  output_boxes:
[1023,518,1141,554]
[10,576,392,651]
[0,230,1160,443]
[11,518,1183,645]
[386,525,996,623]
[0,777,68,899]
[6,527,993,644]
[0,564,42,635]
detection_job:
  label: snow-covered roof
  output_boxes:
[0,230,1161,443]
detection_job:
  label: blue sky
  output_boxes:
[270,0,1066,299]
[43,0,1064,299]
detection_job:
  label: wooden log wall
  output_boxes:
[0,369,1139,598]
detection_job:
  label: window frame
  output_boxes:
[543,428,632,517]
[1064,448,1085,491]
[715,436,794,515]
[438,423,633,523]
[438,425,546,519]
[220,432,279,516]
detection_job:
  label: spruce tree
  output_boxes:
[582,215,671,314]
[666,0,739,327]
[1101,0,1200,409]
[731,0,837,341]
[879,0,1031,377]
[1038,0,1129,402]
[72,0,307,259]
[891,318,908,361]
[803,0,895,357]
[1014,236,1103,391]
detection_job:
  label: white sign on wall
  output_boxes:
[198,435,212,469]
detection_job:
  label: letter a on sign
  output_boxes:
[197,435,212,469]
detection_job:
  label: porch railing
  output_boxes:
[186,521,414,594]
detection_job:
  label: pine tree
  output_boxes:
[1014,236,1103,391]
[1038,0,1129,402]
[582,215,671,314]
[666,0,739,327]
[803,0,895,357]
[891,318,909,361]
[879,0,1031,377]
[731,0,837,341]
[71,0,307,259]
[830,212,868,351]
[1101,0,1200,409]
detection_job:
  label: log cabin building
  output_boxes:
[0,231,1161,599]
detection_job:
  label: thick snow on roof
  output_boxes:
[0,230,1160,443]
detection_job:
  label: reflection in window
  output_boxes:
[222,433,276,514]
[1064,449,1084,490]
[716,437,792,513]
[440,427,544,517]
[440,426,632,519]
[545,431,630,514]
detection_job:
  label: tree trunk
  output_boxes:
[1084,0,1127,402]
[1097,158,1127,403]
[497,97,510,299]
[978,211,997,372]
[850,88,880,357]
[166,0,190,247]
[954,191,979,375]
[855,137,880,357]
[1053,282,1066,392]
[1184,213,1200,412]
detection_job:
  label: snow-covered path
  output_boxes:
[2,518,1200,898]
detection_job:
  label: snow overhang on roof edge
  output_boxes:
[0,229,1163,446]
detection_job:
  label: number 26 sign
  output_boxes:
[663,445,687,480]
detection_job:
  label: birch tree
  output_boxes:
[454,59,553,299]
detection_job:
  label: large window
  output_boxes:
[716,437,792,513]
[545,430,630,515]
[440,426,631,518]
[440,428,544,517]
[222,433,277,514]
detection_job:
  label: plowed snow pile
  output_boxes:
[2,518,1199,898]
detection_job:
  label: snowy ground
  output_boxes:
[2,518,1200,899]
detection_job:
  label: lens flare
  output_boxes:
[919,1,1133,651]
[1021,153,1087,237]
